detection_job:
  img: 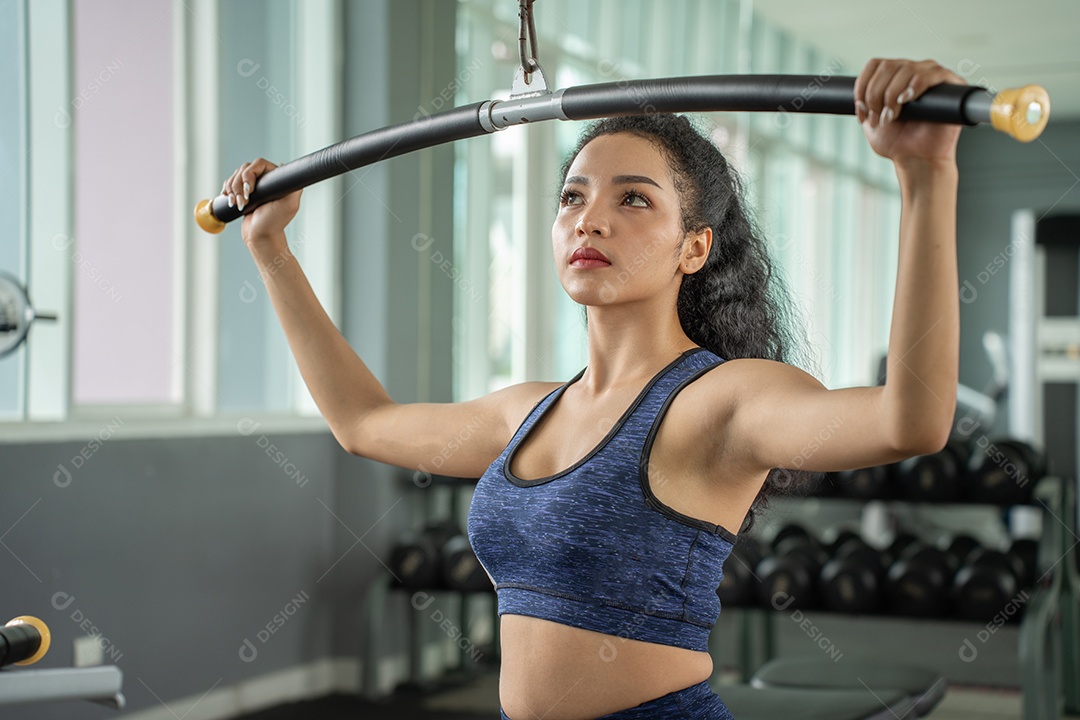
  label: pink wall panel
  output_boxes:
[72,0,175,405]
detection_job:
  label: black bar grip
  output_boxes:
[561,75,990,124]
[197,101,490,233]
[1,617,50,667]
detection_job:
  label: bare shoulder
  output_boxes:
[672,358,827,469]
[692,357,823,415]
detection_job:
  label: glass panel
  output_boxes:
[0,0,25,418]
[71,0,176,405]
[216,0,296,412]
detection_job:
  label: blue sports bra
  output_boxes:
[466,347,737,653]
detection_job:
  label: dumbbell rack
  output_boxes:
[361,474,496,699]
[727,474,1078,720]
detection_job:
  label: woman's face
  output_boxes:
[552,132,708,308]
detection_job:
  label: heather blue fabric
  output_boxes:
[498,679,734,719]
[467,347,737,654]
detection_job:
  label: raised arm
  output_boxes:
[714,59,962,475]
[222,159,555,478]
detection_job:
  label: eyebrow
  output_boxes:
[563,174,663,190]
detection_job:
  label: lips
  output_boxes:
[570,246,610,267]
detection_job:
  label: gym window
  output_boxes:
[453,0,901,401]
[0,0,341,430]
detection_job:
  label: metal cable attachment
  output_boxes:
[512,0,550,97]
[518,0,539,77]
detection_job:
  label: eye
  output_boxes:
[559,189,583,206]
[623,190,651,208]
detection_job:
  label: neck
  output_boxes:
[581,295,698,393]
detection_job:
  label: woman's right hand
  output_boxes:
[221,158,303,250]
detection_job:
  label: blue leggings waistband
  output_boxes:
[499,679,733,719]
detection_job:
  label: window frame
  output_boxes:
[2,0,342,438]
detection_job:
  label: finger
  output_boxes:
[230,162,251,211]
[223,165,247,208]
[881,64,918,125]
[863,58,902,120]
[853,57,882,123]
[241,158,278,203]
[898,60,964,110]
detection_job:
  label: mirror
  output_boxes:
[0,272,57,358]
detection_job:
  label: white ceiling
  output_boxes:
[749,0,1080,120]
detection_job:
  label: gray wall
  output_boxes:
[1,432,340,719]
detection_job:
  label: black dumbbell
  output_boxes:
[833,464,896,500]
[886,532,920,565]
[952,548,1027,622]
[757,526,826,610]
[801,472,838,497]
[824,528,863,556]
[945,534,982,569]
[718,537,765,607]
[389,521,460,589]
[886,543,956,617]
[440,535,493,592]
[897,440,970,502]
[1008,538,1039,590]
[819,537,888,614]
[966,439,1047,505]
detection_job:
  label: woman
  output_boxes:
[222,58,962,719]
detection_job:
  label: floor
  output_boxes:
[232,669,1041,720]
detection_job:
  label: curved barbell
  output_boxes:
[195,75,1049,234]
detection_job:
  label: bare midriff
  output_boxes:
[497,614,713,720]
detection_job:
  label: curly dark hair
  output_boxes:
[558,113,822,533]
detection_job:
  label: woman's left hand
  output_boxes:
[855,58,964,165]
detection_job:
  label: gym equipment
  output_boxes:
[440,534,493,592]
[388,521,461,590]
[966,438,1046,504]
[885,544,955,617]
[0,272,58,358]
[886,532,920,564]
[0,616,50,667]
[1009,537,1040,589]
[952,547,1026,622]
[721,683,915,720]
[194,0,1050,233]
[718,537,765,607]
[945,534,983,569]
[818,538,887,614]
[757,526,826,610]
[749,657,946,717]
[824,528,863,555]
[1009,210,1080,716]
[833,463,896,500]
[0,666,125,709]
[896,440,970,502]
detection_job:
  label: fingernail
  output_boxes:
[898,86,915,104]
[243,181,250,201]
[228,194,234,208]
[237,198,245,212]
[883,107,895,125]
[856,100,868,115]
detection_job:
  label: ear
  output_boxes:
[679,226,712,275]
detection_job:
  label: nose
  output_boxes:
[575,207,609,237]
